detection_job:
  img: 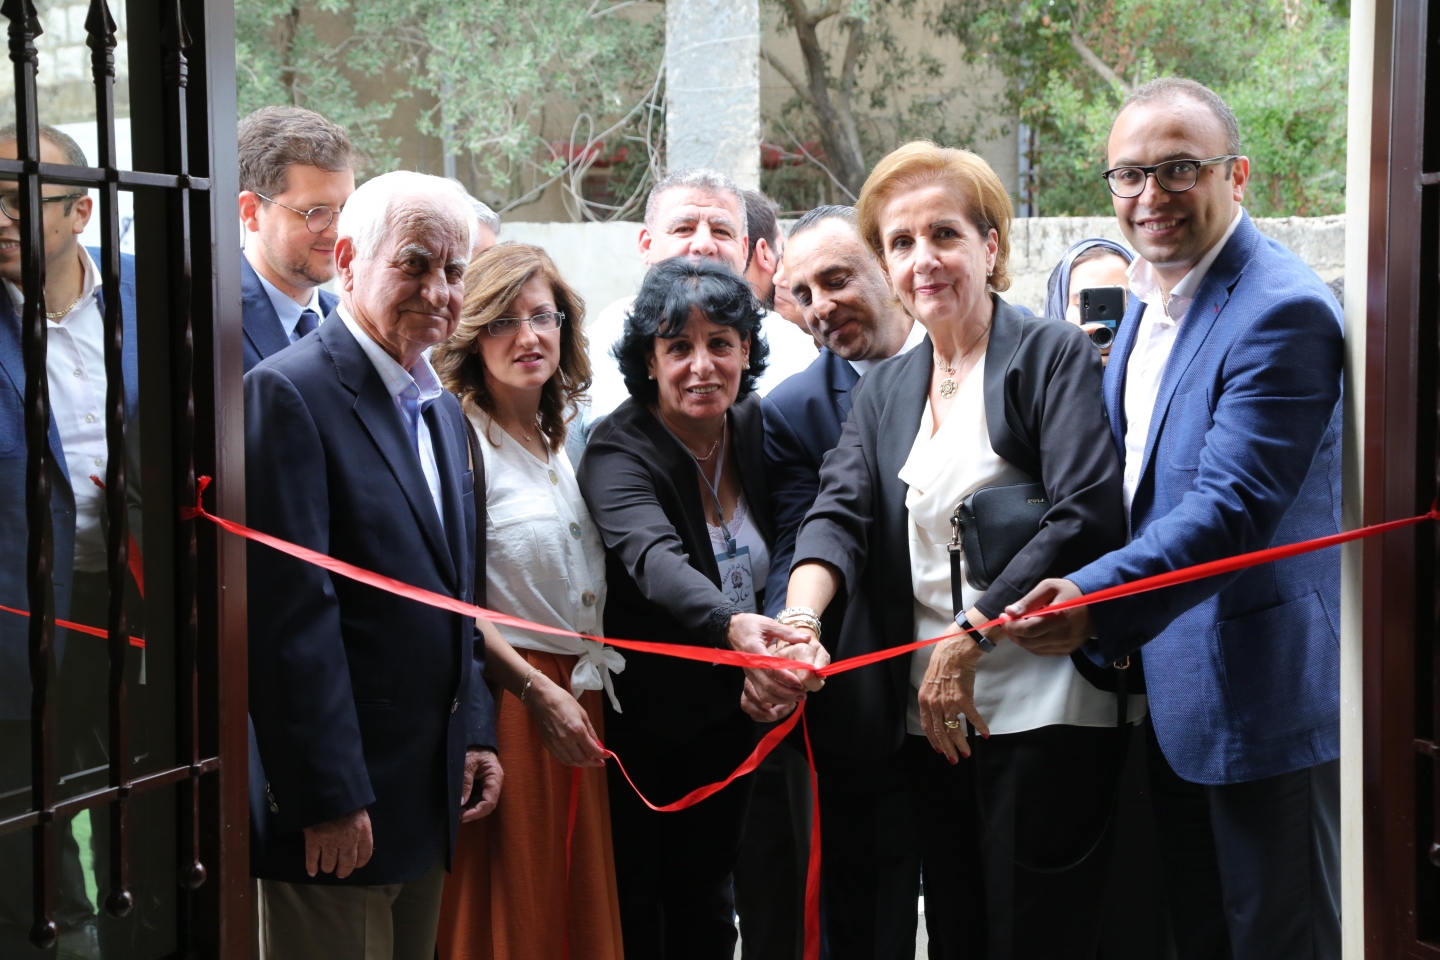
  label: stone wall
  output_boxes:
[0,0,131,127]
[501,214,1350,322]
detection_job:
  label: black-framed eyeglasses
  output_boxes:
[0,193,85,220]
[1099,156,1240,198]
[255,192,342,233]
[486,311,565,337]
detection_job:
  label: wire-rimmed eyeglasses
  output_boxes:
[255,192,342,234]
[486,311,565,337]
[1099,156,1240,199]
[0,193,85,220]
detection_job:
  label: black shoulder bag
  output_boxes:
[947,481,1141,728]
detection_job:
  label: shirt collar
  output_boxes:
[1127,207,1244,323]
[5,246,100,317]
[252,261,326,339]
[848,316,926,376]
[337,304,444,408]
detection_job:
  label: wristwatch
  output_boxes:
[955,615,995,653]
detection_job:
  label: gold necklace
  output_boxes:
[933,322,992,399]
[45,290,85,321]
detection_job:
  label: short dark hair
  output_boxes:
[743,190,780,267]
[238,106,359,196]
[613,257,769,404]
[0,123,90,213]
[1117,77,1242,157]
[788,204,856,241]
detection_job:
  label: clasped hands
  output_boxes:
[727,612,829,722]
[301,746,503,879]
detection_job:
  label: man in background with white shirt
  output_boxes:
[1006,77,1343,960]
[0,122,142,959]
[238,106,357,372]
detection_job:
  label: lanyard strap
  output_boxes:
[661,413,735,556]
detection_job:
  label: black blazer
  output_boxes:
[793,297,1126,758]
[241,253,340,373]
[759,348,860,617]
[577,393,774,753]
[245,315,496,885]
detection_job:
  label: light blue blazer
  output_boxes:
[1070,213,1343,785]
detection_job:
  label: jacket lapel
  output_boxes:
[241,255,293,364]
[0,294,69,489]
[1103,296,1145,456]
[829,351,860,421]
[1136,213,1256,485]
[324,317,456,587]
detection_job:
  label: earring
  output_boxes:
[647,373,656,380]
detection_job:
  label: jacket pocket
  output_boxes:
[1162,390,1212,471]
[1214,591,1338,739]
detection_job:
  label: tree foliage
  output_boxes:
[935,0,1349,216]
[235,0,665,212]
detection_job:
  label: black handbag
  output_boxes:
[948,482,1142,724]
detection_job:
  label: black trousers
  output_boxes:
[812,743,921,960]
[608,717,757,960]
[908,723,1128,960]
[733,736,811,960]
[1145,718,1340,960]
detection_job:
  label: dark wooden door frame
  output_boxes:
[1363,0,1440,956]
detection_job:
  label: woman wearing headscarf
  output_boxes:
[1044,237,1134,363]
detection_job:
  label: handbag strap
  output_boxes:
[463,415,487,609]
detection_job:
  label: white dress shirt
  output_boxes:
[253,264,326,343]
[337,306,446,527]
[847,319,926,377]
[901,354,1146,734]
[470,409,622,708]
[1121,208,1244,513]
[7,248,109,572]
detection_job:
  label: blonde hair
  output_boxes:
[855,140,1014,292]
[432,243,592,451]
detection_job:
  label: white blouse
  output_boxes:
[470,408,624,710]
[899,354,1145,736]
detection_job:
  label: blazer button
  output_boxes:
[265,782,279,814]
[548,469,560,485]
[581,590,596,607]
[451,699,459,714]
[568,522,582,539]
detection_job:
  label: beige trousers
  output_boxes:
[256,859,445,960]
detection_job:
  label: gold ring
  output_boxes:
[943,718,961,730]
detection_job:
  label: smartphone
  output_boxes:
[1080,286,1126,349]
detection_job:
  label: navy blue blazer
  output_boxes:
[241,253,339,373]
[245,314,496,884]
[760,349,859,617]
[1070,212,1343,785]
[0,249,138,720]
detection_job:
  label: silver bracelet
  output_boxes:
[776,609,822,640]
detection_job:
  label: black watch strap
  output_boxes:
[955,615,995,653]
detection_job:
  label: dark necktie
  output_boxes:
[296,309,320,339]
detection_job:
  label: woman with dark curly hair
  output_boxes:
[432,243,624,960]
[576,256,822,960]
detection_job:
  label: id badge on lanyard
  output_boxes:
[715,544,757,613]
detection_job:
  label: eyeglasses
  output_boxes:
[486,311,565,337]
[255,192,342,233]
[1099,156,1240,199]
[0,193,85,220]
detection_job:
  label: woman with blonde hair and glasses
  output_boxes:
[432,243,624,959]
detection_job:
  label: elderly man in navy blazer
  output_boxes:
[758,204,922,960]
[1007,78,1343,959]
[0,122,143,957]
[237,106,355,373]
[246,170,499,960]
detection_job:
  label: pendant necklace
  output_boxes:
[934,321,992,400]
[45,290,85,321]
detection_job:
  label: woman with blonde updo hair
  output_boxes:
[433,243,624,960]
[769,142,1137,958]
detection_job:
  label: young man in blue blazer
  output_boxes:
[1006,78,1342,959]
[237,106,355,373]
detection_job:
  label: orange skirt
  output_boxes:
[437,649,624,960]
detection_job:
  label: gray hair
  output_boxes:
[1116,77,1242,157]
[643,167,747,237]
[0,122,88,167]
[338,170,474,261]
[788,204,857,241]
[238,106,359,196]
[445,178,500,234]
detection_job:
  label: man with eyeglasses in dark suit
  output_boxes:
[238,106,356,373]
